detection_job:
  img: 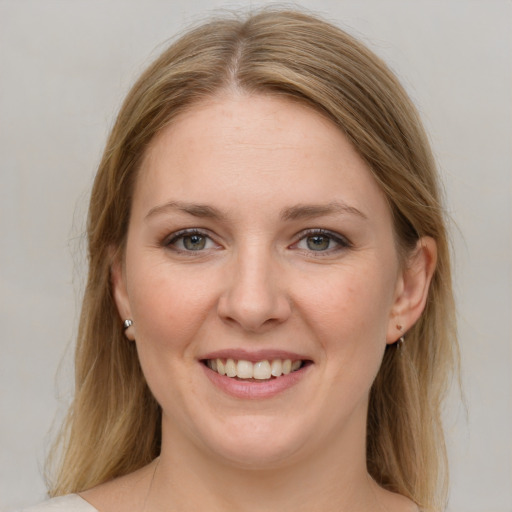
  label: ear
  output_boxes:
[386,237,437,344]
[111,250,135,340]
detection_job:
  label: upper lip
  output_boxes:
[200,348,312,363]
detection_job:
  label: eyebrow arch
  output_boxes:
[280,202,367,221]
[145,201,226,221]
[145,200,367,223]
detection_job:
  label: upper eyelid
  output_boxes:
[294,228,351,245]
[166,227,213,238]
[162,227,351,249]
[164,228,218,246]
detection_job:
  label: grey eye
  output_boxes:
[182,234,207,250]
[306,235,331,251]
[166,229,219,253]
[294,229,351,254]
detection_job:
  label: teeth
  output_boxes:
[270,359,282,377]
[237,360,253,379]
[253,360,271,380]
[291,360,301,371]
[225,359,237,378]
[207,358,303,380]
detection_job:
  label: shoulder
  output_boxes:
[19,494,99,512]
[78,461,157,512]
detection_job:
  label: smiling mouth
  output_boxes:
[202,358,310,380]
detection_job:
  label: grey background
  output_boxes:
[1,1,510,511]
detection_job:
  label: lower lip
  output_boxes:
[201,363,311,399]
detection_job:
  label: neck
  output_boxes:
[145,413,382,512]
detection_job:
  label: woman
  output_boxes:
[24,8,457,512]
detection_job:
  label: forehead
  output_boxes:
[134,93,389,222]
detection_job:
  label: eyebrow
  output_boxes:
[145,200,367,222]
[280,202,367,221]
[145,201,227,221]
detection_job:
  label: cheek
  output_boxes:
[127,257,218,353]
[298,264,396,343]
[125,263,214,412]
[298,262,397,394]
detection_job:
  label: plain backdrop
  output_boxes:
[1,1,511,511]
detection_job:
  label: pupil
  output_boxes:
[307,235,329,251]
[184,235,206,250]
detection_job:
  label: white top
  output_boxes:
[20,494,98,512]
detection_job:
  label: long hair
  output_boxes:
[47,9,457,511]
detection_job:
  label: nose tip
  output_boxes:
[218,294,290,333]
[217,261,291,333]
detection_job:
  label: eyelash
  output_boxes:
[163,228,351,255]
[292,229,352,255]
[164,229,218,253]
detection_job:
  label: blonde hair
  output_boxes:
[47,9,457,511]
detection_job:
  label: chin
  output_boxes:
[199,415,311,469]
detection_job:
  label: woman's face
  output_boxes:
[113,93,411,468]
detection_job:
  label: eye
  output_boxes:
[293,229,351,253]
[304,234,332,251]
[165,230,218,252]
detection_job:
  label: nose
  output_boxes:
[217,245,292,333]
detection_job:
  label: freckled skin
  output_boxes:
[108,93,427,511]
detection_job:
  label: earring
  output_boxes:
[123,319,133,330]
[396,324,405,349]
